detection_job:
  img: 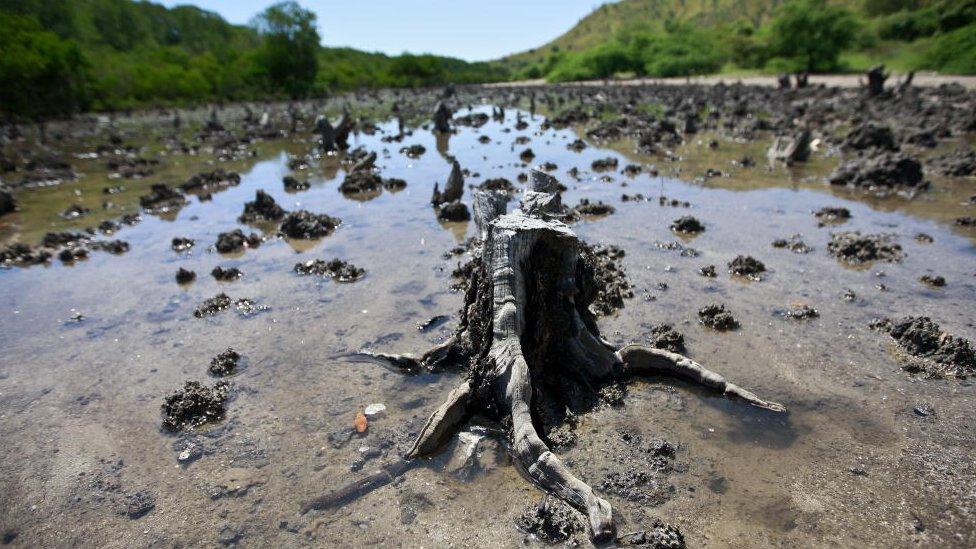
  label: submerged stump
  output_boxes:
[307,170,786,542]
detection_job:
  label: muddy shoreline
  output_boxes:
[1,80,975,547]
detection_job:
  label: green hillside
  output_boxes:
[501,0,976,81]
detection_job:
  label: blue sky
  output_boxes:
[156,1,611,61]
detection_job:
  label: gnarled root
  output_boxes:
[617,344,786,412]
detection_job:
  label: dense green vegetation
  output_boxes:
[507,0,976,82]
[0,0,507,119]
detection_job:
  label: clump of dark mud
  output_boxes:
[584,244,633,316]
[283,175,310,192]
[176,268,195,284]
[814,207,851,225]
[399,144,425,158]
[957,216,976,227]
[90,240,129,255]
[919,274,946,287]
[194,294,232,318]
[827,232,902,264]
[670,215,704,234]
[829,152,927,195]
[573,199,615,217]
[215,230,262,253]
[171,237,194,252]
[782,303,819,320]
[477,178,516,194]
[514,498,582,544]
[339,171,384,195]
[1,243,51,266]
[239,190,285,223]
[927,148,976,177]
[181,169,240,193]
[599,433,677,505]
[209,349,241,377]
[161,380,229,431]
[211,266,242,281]
[139,184,186,214]
[430,199,468,222]
[279,210,340,239]
[698,265,717,277]
[294,259,366,282]
[772,234,812,254]
[882,317,976,378]
[623,519,686,549]
[648,324,685,353]
[698,304,738,331]
[842,122,898,152]
[591,157,619,171]
[728,255,766,280]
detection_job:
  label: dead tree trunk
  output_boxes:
[866,65,888,97]
[319,170,786,542]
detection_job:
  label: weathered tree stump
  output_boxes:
[309,170,786,542]
[866,65,888,97]
[433,100,452,133]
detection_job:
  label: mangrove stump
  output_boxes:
[312,170,786,542]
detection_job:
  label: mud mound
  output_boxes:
[829,152,926,194]
[211,266,242,281]
[209,349,240,377]
[181,169,240,193]
[436,201,471,222]
[239,190,285,223]
[514,499,582,543]
[294,259,366,282]
[625,519,686,548]
[161,380,229,431]
[215,230,262,253]
[814,207,851,225]
[670,216,704,234]
[772,235,812,254]
[279,210,340,239]
[139,184,186,214]
[584,244,633,316]
[649,324,685,353]
[887,317,976,378]
[699,304,738,331]
[827,232,902,264]
[842,122,898,152]
[927,148,976,177]
[728,255,766,280]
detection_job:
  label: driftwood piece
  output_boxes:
[312,170,786,542]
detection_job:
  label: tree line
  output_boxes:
[0,0,507,120]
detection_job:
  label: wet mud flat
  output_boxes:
[1,81,976,547]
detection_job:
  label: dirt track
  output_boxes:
[490,72,976,89]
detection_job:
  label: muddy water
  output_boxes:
[1,106,975,548]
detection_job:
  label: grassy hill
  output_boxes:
[505,0,783,68]
[499,0,976,80]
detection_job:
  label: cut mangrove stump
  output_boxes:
[317,170,786,542]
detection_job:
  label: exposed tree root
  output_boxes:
[308,170,786,542]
